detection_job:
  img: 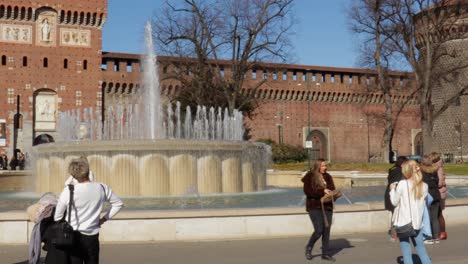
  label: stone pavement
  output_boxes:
[1,224,467,264]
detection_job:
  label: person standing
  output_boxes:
[52,157,123,264]
[430,152,448,240]
[390,160,431,264]
[385,156,409,212]
[302,158,337,262]
[384,156,408,241]
[0,153,8,170]
[420,155,441,244]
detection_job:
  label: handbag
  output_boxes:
[320,190,342,227]
[51,184,75,248]
[392,181,417,239]
[320,190,342,204]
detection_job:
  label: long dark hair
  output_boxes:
[310,158,326,188]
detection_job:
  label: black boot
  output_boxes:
[321,254,336,262]
[305,246,313,260]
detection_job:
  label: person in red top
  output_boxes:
[301,158,336,262]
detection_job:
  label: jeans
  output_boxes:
[306,209,333,255]
[399,229,431,264]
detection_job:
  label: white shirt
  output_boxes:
[390,179,428,230]
[54,181,123,235]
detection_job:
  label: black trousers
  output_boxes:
[45,232,100,264]
[429,201,441,239]
[306,209,333,255]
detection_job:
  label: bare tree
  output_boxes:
[350,0,468,156]
[350,0,412,162]
[152,0,295,118]
[383,0,468,153]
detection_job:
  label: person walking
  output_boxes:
[51,157,123,264]
[420,155,441,244]
[302,158,337,262]
[429,152,447,240]
[390,160,431,264]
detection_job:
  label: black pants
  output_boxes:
[429,201,441,239]
[306,209,333,255]
[46,232,100,264]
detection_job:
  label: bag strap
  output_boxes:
[394,180,412,226]
[406,180,413,222]
[99,183,107,200]
[67,184,74,223]
[321,191,335,228]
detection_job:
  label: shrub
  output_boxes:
[256,139,307,164]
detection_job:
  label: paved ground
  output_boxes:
[1,224,466,264]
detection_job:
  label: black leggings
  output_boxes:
[306,209,333,255]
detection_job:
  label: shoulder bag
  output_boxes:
[51,184,75,248]
[393,181,417,239]
[320,190,342,227]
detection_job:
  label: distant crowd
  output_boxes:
[0,149,28,170]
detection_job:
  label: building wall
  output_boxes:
[0,0,423,162]
[100,54,421,162]
[0,0,107,152]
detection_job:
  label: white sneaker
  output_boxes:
[424,239,439,244]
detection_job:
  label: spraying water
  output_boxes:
[57,21,244,141]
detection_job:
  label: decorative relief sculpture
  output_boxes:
[60,28,91,47]
[41,18,51,42]
[36,11,56,47]
[35,92,57,131]
[0,24,32,44]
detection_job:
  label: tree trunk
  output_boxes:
[421,103,434,154]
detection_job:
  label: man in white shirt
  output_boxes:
[54,157,123,264]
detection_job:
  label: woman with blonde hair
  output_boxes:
[390,160,431,264]
[301,158,337,262]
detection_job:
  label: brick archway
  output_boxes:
[307,130,328,161]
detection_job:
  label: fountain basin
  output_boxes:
[34,140,269,196]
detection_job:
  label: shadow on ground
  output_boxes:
[328,238,354,256]
[14,257,44,264]
[396,254,425,264]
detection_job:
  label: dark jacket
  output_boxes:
[384,165,403,212]
[302,172,336,212]
[422,169,441,202]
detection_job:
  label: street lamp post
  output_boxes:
[275,111,284,144]
[306,72,312,171]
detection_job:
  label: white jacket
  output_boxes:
[390,179,428,230]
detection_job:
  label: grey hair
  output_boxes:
[68,156,89,181]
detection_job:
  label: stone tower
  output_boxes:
[420,1,468,161]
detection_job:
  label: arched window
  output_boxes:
[22,56,27,67]
[43,58,48,68]
[64,59,68,69]
[1,55,6,65]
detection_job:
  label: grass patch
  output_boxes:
[272,162,468,175]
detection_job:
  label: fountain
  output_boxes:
[33,22,269,197]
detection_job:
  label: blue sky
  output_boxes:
[103,0,357,68]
